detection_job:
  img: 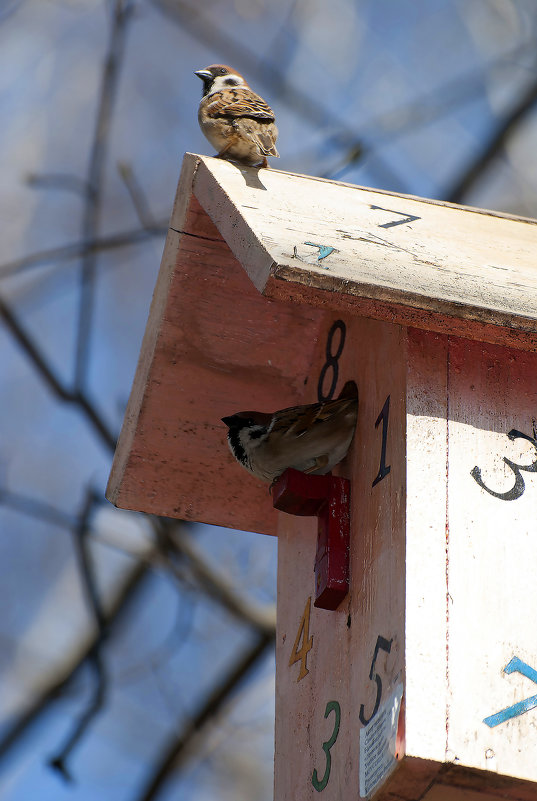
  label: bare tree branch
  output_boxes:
[445,77,537,204]
[134,628,275,801]
[0,556,151,762]
[75,0,136,391]
[150,0,368,163]
[0,485,74,529]
[26,172,90,197]
[159,521,276,634]
[0,295,117,451]
[48,489,113,779]
[0,224,167,281]
[118,162,160,230]
[48,649,106,783]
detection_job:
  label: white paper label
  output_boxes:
[359,683,403,798]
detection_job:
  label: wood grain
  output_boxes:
[405,329,449,764]
[107,153,537,796]
[191,153,537,346]
[446,337,537,782]
[107,186,326,532]
[275,315,407,800]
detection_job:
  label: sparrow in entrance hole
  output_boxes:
[222,386,358,484]
[195,64,279,168]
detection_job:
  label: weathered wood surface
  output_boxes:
[382,760,537,800]
[189,153,537,348]
[108,152,537,528]
[404,330,537,787]
[275,325,537,799]
[106,158,326,532]
[275,315,407,800]
[405,330,449,765]
[105,153,537,797]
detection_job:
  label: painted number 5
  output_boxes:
[359,635,393,725]
[312,700,341,792]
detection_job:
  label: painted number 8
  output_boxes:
[317,320,346,402]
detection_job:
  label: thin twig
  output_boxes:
[150,0,367,160]
[118,162,159,230]
[0,224,167,281]
[134,629,275,801]
[26,172,90,196]
[75,0,135,391]
[48,489,108,780]
[445,77,537,203]
[0,557,151,762]
[0,295,117,451]
[0,486,74,530]
[150,0,537,192]
[49,650,106,783]
[158,521,276,634]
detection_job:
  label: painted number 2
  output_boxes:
[471,428,537,501]
[312,700,341,792]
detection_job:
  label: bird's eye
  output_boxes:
[219,67,227,74]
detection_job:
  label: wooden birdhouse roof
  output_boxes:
[106,153,537,534]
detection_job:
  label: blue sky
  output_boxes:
[0,1,536,799]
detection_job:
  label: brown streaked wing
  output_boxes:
[206,88,275,120]
[272,397,356,439]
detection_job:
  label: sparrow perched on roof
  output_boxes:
[222,389,358,484]
[195,64,279,168]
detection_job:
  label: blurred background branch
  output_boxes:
[1,1,536,799]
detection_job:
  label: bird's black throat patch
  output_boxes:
[228,427,248,466]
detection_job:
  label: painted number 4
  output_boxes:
[289,596,313,682]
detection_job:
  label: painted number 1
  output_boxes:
[372,395,391,487]
[312,700,341,792]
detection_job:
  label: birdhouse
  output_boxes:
[106,153,537,800]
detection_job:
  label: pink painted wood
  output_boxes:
[107,154,537,800]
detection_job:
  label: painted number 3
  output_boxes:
[471,429,537,501]
[312,701,341,792]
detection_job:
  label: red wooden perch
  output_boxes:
[271,468,351,611]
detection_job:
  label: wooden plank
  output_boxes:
[445,338,537,783]
[106,154,199,508]
[405,329,449,763]
[107,186,327,533]
[430,763,537,801]
[265,277,537,353]
[423,787,504,801]
[275,315,407,800]
[191,154,537,344]
[378,747,537,799]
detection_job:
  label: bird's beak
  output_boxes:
[221,416,234,427]
[194,69,212,81]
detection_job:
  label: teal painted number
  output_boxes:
[312,700,341,792]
